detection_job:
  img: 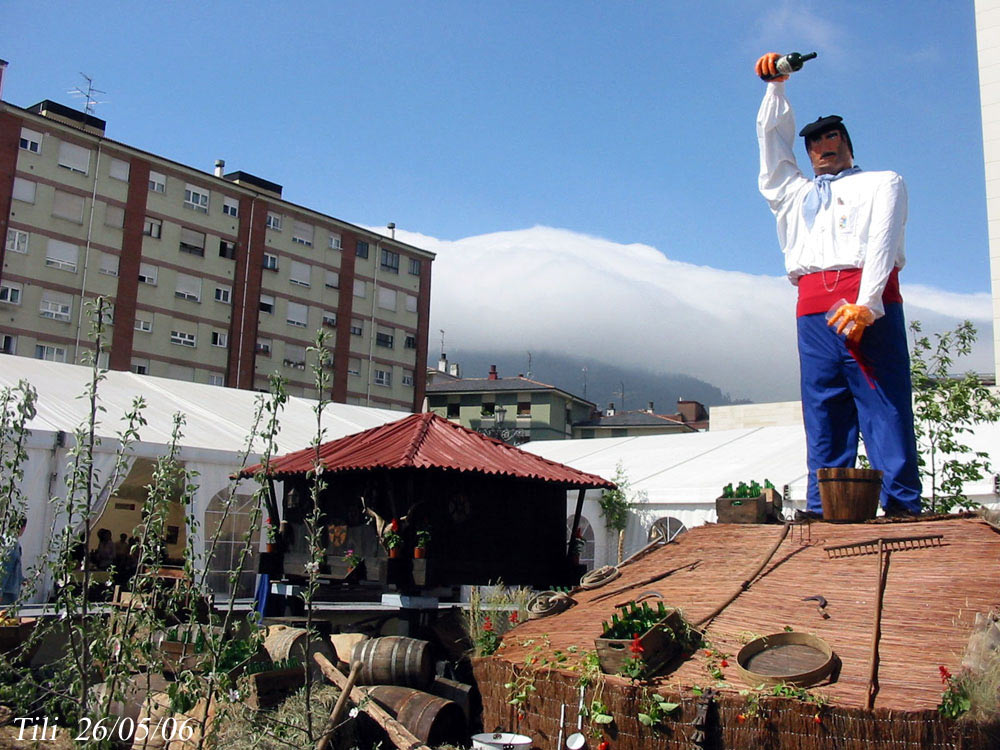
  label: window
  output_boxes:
[381,249,400,273]
[138,262,158,285]
[132,358,149,375]
[174,273,202,302]
[35,344,67,362]
[12,178,36,204]
[409,258,421,276]
[208,374,225,386]
[5,229,28,255]
[286,301,308,328]
[376,328,394,348]
[322,311,337,328]
[325,270,339,289]
[266,212,282,230]
[215,285,232,304]
[183,183,210,213]
[291,221,314,247]
[52,190,85,223]
[373,368,392,387]
[219,240,237,259]
[329,232,342,250]
[517,401,532,417]
[259,294,275,314]
[104,204,125,228]
[256,339,272,356]
[179,227,206,256]
[39,291,72,322]
[402,369,414,387]
[283,344,306,370]
[19,127,42,153]
[347,357,361,377]
[143,217,162,238]
[648,516,688,544]
[404,334,416,350]
[99,253,119,277]
[134,317,153,333]
[446,402,460,419]
[58,141,91,174]
[353,279,366,298]
[0,335,16,355]
[377,287,397,311]
[109,158,130,182]
[350,318,363,336]
[263,253,278,271]
[0,281,22,305]
[45,239,79,272]
[211,331,228,347]
[356,240,369,259]
[405,294,418,313]
[222,196,239,217]
[289,260,311,287]
[149,171,166,193]
[170,330,196,347]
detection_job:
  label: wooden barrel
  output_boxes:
[263,624,335,678]
[818,467,883,522]
[352,636,434,689]
[367,685,466,746]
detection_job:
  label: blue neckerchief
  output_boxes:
[802,165,861,229]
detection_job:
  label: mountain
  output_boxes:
[432,350,748,412]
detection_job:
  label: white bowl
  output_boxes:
[471,732,533,749]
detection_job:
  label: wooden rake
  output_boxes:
[824,533,945,709]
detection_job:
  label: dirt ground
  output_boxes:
[0,725,76,750]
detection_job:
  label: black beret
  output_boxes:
[799,115,844,139]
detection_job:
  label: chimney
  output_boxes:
[449,362,461,378]
[607,402,615,417]
[647,401,655,413]
[488,365,499,380]
[214,159,225,177]
[0,60,7,100]
[438,353,448,373]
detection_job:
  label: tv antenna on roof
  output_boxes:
[68,73,106,116]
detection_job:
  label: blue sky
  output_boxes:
[2,1,993,399]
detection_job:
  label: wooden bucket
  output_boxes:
[818,467,882,522]
[352,636,434,689]
[367,685,466,746]
[263,625,334,679]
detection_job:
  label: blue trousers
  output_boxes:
[797,303,922,513]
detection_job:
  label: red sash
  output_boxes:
[795,267,902,318]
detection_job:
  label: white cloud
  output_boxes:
[371,225,993,402]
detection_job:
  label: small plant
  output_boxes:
[637,688,680,727]
[618,635,646,681]
[937,665,972,719]
[737,689,764,722]
[477,615,502,656]
[343,549,362,567]
[702,646,730,681]
[585,698,615,737]
[382,518,403,551]
[415,529,431,549]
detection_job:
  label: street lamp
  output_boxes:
[478,403,526,445]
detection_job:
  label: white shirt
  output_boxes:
[757,81,907,318]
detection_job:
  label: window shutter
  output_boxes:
[175,273,202,300]
[45,239,80,271]
[52,190,85,222]
[58,141,92,174]
[290,260,311,286]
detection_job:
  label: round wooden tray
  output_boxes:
[736,631,835,688]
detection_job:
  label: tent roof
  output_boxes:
[0,357,404,455]
[498,515,1000,712]
[242,412,616,488]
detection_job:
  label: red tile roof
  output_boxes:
[241,412,615,488]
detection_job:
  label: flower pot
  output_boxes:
[389,548,401,559]
[414,547,426,559]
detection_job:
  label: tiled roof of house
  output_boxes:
[574,410,695,430]
[241,412,614,488]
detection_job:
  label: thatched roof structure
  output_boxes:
[473,515,1000,749]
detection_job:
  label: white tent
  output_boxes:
[0,357,407,601]
[522,422,1000,570]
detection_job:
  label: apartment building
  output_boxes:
[0,98,433,410]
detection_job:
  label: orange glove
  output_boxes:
[755,52,788,82]
[827,303,874,344]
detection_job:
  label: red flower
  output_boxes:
[939,665,952,684]
[265,517,272,525]
[391,518,400,531]
[704,649,714,656]
[737,713,746,723]
[598,742,610,750]
[813,713,822,724]
[509,611,519,625]
[720,659,729,668]
[483,616,493,632]
[630,634,644,655]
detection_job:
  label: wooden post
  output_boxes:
[316,661,361,750]
[568,488,586,556]
[313,652,432,750]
